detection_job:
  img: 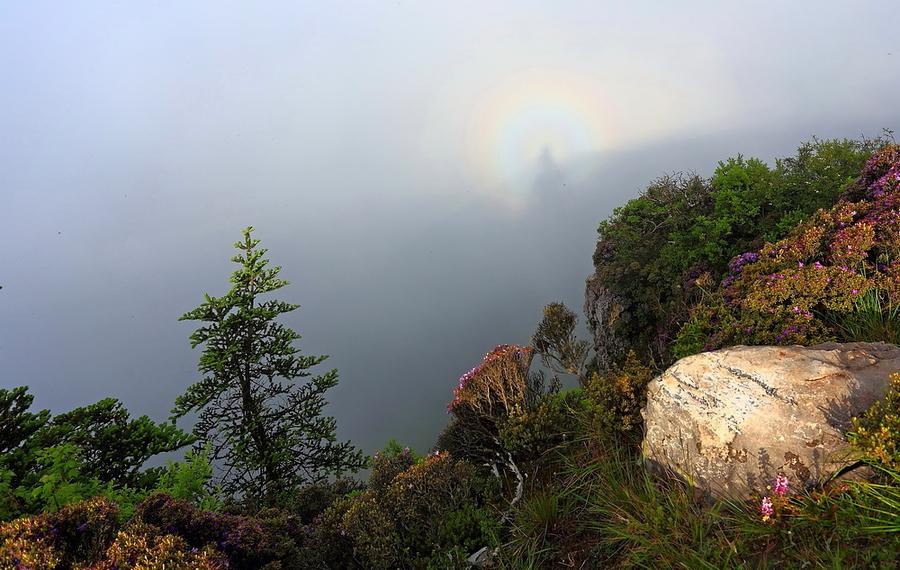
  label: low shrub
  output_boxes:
[368,440,417,493]
[448,345,534,420]
[583,352,654,441]
[287,477,362,525]
[0,496,119,569]
[90,522,227,570]
[441,344,537,470]
[849,372,900,470]
[675,144,900,354]
[338,491,402,569]
[306,451,495,569]
[299,496,356,569]
[386,452,479,539]
[434,503,500,562]
[134,493,301,569]
[498,390,582,462]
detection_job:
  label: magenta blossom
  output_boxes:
[760,496,774,519]
[773,475,789,496]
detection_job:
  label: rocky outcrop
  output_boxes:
[641,342,900,498]
[583,271,630,373]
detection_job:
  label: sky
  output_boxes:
[1,1,898,457]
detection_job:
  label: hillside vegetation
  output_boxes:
[1,136,898,569]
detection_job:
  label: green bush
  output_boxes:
[434,503,500,563]
[337,491,402,569]
[583,352,654,441]
[591,135,890,367]
[287,477,362,525]
[498,390,582,462]
[368,439,418,493]
[849,372,900,470]
[152,446,222,511]
[674,144,900,353]
[0,386,194,521]
[309,451,495,568]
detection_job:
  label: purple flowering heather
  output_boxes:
[728,252,760,274]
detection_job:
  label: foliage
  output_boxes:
[171,227,364,504]
[368,440,417,493]
[0,497,230,570]
[153,446,222,511]
[828,287,900,344]
[298,496,355,569]
[385,452,478,537]
[286,477,363,525]
[433,502,500,564]
[0,387,191,520]
[498,390,582,462]
[497,438,900,569]
[0,387,50,481]
[675,144,900,354]
[505,486,576,566]
[0,497,120,569]
[449,344,534,419]
[0,434,217,522]
[432,415,498,468]
[18,444,108,514]
[34,398,194,489]
[134,493,301,569]
[308,451,497,569]
[592,173,711,367]
[592,135,891,367]
[532,302,590,382]
[388,452,497,566]
[583,352,654,440]
[846,464,900,533]
[332,491,402,569]
[90,523,228,570]
[440,344,536,472]
[849,373,900,470]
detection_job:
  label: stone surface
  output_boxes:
[583,271,630,373]
[466,546,496,567]
[641,342,900,498]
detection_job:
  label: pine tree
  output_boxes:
[171,227,364,503]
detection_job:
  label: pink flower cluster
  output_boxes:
[760,474,790,522]
[773,474,789,496]
[447,344,533,412]
[760,496,774,519]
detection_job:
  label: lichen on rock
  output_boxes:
[641,342,900,498]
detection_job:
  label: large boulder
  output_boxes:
[641,342,900,498]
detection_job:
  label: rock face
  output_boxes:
[583,272,630,373]
[641,342,900,498]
